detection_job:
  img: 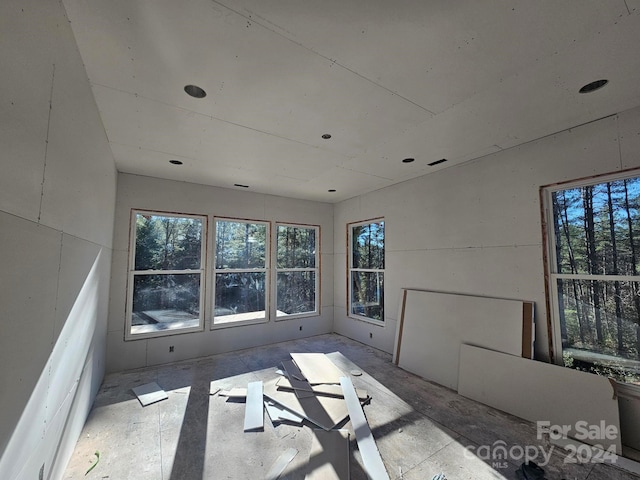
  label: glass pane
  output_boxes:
[352,221,384,269]
[351,271,384,321]
[557,278,640,383]
[131,274,200,334]
[215,220,267,269]
[277,225,316,268]
[135,213,202,270]
[552,178,640,276]
[214,272,266,323]
[276,271,316,316]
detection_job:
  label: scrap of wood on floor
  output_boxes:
[220,351,387,479]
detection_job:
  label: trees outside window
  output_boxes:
[545,174,640,384]
[276,224,319,318]
[127,211,205,338]
[213,219,269,325]
[349,219,384,322]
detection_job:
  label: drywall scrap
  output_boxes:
[131,382,168,406]
[219,352,385,478]
[276,377,369,401]
[265,448,298,480]
[243,381,264,432]
[305,430,350,480]
[290,353,346,384]
[457,344,621,451]
[394,288,534,390]
[264,400,304,426]
[340,377,389,480]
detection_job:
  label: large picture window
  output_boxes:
[213,218,269,326]
[544,173,640,384]
[276,223,319,319]
[349,219,384,322]
[127,211,206,338]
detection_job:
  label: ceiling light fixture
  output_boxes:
[402,158,415,163]
[169,160,183,165]
[428,158,448,166]
[321,134,332,139]
[184,84,207,98]
[579,79,608,94]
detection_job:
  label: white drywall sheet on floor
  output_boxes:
[244,381,264,432]
[458,344,621,451]
[305,430,350,480]
[394,289,534,390]
[132,383,168,406]
[290,353,346,385]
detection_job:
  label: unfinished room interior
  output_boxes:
[4,1,640,479]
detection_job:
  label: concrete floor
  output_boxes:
[64,334,640,480]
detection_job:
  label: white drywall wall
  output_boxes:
[0,1,117,479]
[333,110,640,358]
[107,173,334,372]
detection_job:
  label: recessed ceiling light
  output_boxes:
[579,79,608,94]
[428,158,448,166]
[402,158,415,163]
[234,183,249,188]
[169,160,183,165]
[328,189,336,192]
[184,84,207,98]
[321,134,332,139]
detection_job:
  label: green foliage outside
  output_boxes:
[351,221,384,321]
[553,178,640,384]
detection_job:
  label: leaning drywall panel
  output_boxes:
[458,344,621,451]
[395,289,531,390]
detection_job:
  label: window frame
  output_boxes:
[274,222,320,321]
[542,169,640,387]
[348,218,385,325]
[125,209,207,341]
[211,217,270,329]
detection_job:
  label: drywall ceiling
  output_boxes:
[62,0,640,203]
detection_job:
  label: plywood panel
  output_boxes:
[458,344,621,451]
[394,289,533,390]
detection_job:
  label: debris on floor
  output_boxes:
[131,382,168,406]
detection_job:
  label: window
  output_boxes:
[213,218,269,325]
[127,211,206,338]
[349,219,384,322]
[544,173,640,384]
[276,223,319,319]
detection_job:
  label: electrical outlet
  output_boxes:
[369,332,373,339]
[299,326,302,331]
[169,346,174,352]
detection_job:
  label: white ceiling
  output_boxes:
[62,0,640,203]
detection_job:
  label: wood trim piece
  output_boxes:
[393,289,408,365]
[339,377,389,480]
[522,302,535,359]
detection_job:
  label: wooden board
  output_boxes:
[394,289,534,390]
[305,430,350,480]
[458,344,621,451]
[290,353,346,385]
